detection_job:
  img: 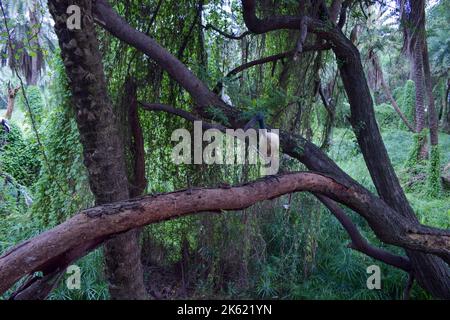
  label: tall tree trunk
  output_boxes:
[403,0,429,158]
[411,40,428,158]
[442,79,450,133]
[28,5,41,85]
[422,41,438,146]
[118,77,147,198]
[335,32,450,299]
[47,0,147,299]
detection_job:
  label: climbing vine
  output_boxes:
[31,56,93,227]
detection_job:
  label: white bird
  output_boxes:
[244,112,279,162]
[220,87,233,107]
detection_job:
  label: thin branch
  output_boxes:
[293,17,308,61]
[202,23,251,40]
[329,0,343,23]
[139,102,226,131]
[213,44,331,92]
[177,3,203,60]
[228,44,331,78]
[315,194,411,272]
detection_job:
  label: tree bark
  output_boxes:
[47,0,147,299]
[411,40,428,159]
[422,40,439,146]
[28,5,42,86]
[119,77,147,198]
[402,0,428,157]
[442,79,450,133]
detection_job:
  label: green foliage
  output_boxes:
[2,0,449,301]
[16,86,44,128]
[405,129,427,168]
[335,102,351,128]
[0,172,29,217]
[0,123,40,186]
[374,103,397,129]
[427,0,450,77]
[31,57,93,227]
[398,80,416,130]
[205,106,230,126]
[48,250,109,300]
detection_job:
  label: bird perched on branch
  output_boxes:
[244,112,279,159]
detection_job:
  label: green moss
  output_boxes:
[405,129,427,168]
[0,123,40,186]
[398,80,415,130]
[16,86,44,128]
[426,145,441,198]
[375,103,397,129]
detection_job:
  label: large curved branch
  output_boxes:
[242,0,304,33]
[241,0,351,52]
[0,172,448,296]
[137,102,450,256]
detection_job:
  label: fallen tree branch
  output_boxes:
[1,172,449,296]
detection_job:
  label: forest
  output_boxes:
[0,0,449,301]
